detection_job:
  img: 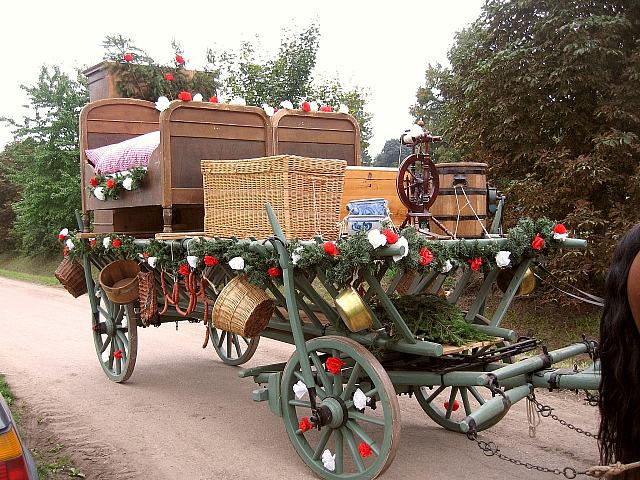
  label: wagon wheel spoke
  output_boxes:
[312,428,333,460]
[468,386,486,405]
[233,335,242,358]
[217,330,226,349]
[209,327,260,366]
[344,428,366,473]
[99,335,112,354]
[346,420,380,456]
[445,387,458,419]
[93,299,137,383]
[340,363,362,401]
[461,388,472,415]
[334,428,344,475]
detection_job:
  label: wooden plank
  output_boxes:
[87,120,158,135]
[170,121,267,141]
[154,232,205,240]
[440,338,502,355]
[277,128,355,144]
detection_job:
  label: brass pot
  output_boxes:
[496,267,536,296]
[334,287,374,332]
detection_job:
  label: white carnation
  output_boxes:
[147,256,158,268]
[262,104,275,117]
[65,239,75,250]
[59,228,69,237]
[495,250,512,268]
[187,255,199,268]
[309,101,319,112]
[155,96,171,112]
[338,103,349,114]
[102,237,111,249]
[291,246,304,266]
[367,229,388,249]
[229,256,245,271]
[230,97,246,106]
[392,236,409,262]
[292,380,307,400]
[93,187,106,201]
[321,450,336,472]
[441,259,453,273]
[353,388,370,410]
[280,100,293,109]
[192,93,203,102]
[553,232,568,241]
[122,177,133,191]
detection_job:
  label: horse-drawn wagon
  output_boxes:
[55,96,600,479]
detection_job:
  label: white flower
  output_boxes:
[262,104,275,117]
[155,96,171,112]
[59,228,69,237]
[102,237,111,249]
[553,232,568,241]
[122,177,133,191]
[441,259,453,273]
[293,380,307,400]
[291,246,304,266]
[192,93,203,102]
[338,103,349,114]
[187,255,199,268]
[230,97,246,106]
[367,229,388,249]
[392,236,409,262]
[495,250,512,268]
[280,100,293,110]
[409,123,424,139]
[93,186,106,201]
[309,101,319,112]
[353,388,370,410]
[147,256,158,268]
[321,449,336,472]
[65,239,75,250]
[229,256,245,271]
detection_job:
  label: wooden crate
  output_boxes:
[341,167,407,222]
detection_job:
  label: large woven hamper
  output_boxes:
[201,155,346,240]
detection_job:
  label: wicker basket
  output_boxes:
[201,155,346,240]
[99,260,140,304]
[54,257,87,298]
[212,275,274,337]
[137,270,158,326]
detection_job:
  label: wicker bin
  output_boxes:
[99,260,140,304]
[201,155,346,240]
[212,275,274,337]
[55,257,88,298]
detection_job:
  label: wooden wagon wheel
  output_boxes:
[413,384,508,432]
[281,336,400,480]
[396,153,440,212]
[92,285,138,383]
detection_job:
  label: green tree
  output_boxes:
[1,66,88,254]
[422,0,640,289]
[372,139,412,167]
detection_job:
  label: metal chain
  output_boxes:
[528,394,599,439]
[467,430,584,479]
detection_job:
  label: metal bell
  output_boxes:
[496,267,536,296]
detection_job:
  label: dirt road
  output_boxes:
[0,277,600,479]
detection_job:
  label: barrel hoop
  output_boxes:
[437,188,487,195]
[437,167,486,175]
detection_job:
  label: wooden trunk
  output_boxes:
[429,162,488,238]
[341,167,406,222]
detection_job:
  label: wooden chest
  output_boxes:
[341,167,406,222]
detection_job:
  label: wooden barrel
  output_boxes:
[429,162,488,238]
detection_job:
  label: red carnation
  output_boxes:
[382,229,399,245]
[323,241,339,257]
[358,442,373,458]
[302,101,311,112]
[175,54,185,65]
[164,73,174,81]
[89,177,99,187]
[325,356,345,375]
[267,266,282,278]
[203,255,218,267]
[299,417,313,433]
[123,53,133,62]
[177,91,192,102]
[113,349,123,359]
[320,105,332,112]
[178,263,190,276]
[106,178,115,189]
[209,95,219,103]
[90,238,97,246]
[58,233,65,241]
[553,224,567,235]
[444,400,460,412]
[419,247,433,266]
[469,257,483,272]
[532,233,545,251]
[112,238,122,248]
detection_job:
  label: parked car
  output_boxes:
[0,393,38,479]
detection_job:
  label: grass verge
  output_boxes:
[0,252,61,287]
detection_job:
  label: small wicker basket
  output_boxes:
[212,275,274,337]
[54,257,87,298]
[99,260,140,304]
[201,155,346,240]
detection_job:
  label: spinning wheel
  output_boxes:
[396,153,439,212]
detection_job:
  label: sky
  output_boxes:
[0,0,485,157]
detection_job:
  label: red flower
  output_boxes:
[267,266,282,278]
[468,257,483,271]
[123,53,133,62]
[203,255,218,267]
[58,234,65,241]
[209,95,219,103]
[302,101,311,112]
[106,178,115,189]
[113,349,123,359]
[419,247,433,266]
[112,238,122,248]
[325,356,345,375]
[323,241,339,256]
[553,224,567,235]
[382,229,399,245]
[178,263,190,276]
[358,442,373,458]
[164,73,174,81]
[443,400,460,412]
[299,417,313,433]
[175,54,185,65]
[320,105,332,112]
[89,177,99,187]
[177,91,192,102]
[89,238,97,247]
[531,233,545,251]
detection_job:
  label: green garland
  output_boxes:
[88,167,147,201]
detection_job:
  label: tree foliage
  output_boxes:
[1,66,88,254]
[372,138,412,167]
[418,0,640,290]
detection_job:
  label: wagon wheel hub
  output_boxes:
[313,396,349,429]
